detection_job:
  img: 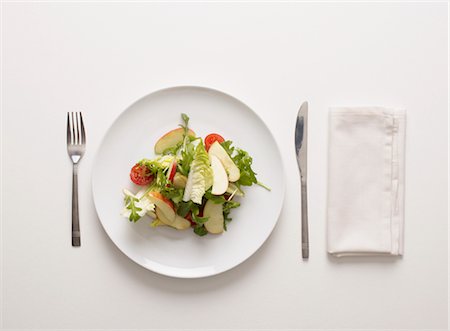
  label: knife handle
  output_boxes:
[301,177,309,259]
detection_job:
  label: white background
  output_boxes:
[1,2,448,330]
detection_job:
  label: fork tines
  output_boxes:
[67,112,86,145]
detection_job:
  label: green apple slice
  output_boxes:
[210,154,228,195]
[171,215,191,230]
[203,199,224,234]
[173,173,187,189]
[208,141,240,182]
[155,208,190,230]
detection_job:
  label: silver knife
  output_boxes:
[295,101,309,259]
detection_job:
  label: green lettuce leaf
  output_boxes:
[182,142,213,204]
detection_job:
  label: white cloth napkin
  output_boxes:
[327,107,406,257]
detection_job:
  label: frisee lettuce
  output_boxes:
[139,155,174,175]
[178,140,195,176]
[179,113,190,135]
[147,169,185,208]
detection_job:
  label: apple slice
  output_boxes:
[155,208,190,230]
[147,192,176,224]
[154,128,195,154]
[173,173,187,189]
[203,200,224,234]
[210,154,228,195]
[167,159,177,182]
[151,218,167,227]
[208,141,240,182]
[172,215,191,230]
[154,208,174,226]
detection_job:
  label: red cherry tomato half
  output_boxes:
[130,163,154,185]
[205,133,225,151]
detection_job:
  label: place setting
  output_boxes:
[67,86,406,278]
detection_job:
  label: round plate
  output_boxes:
[92,86,285,278]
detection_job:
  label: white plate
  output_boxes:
[92,86,285,278]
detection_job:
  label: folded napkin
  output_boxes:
[327,107,406,257]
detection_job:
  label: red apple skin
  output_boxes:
[168,159,177,182]
[154,128,196,154]
[148,191,174,210]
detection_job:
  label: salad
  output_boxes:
[121,113,269,236]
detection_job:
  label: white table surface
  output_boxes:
[2,2,448,330]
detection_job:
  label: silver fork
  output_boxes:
[67,112,86,247]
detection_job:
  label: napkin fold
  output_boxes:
[327,107,406,257]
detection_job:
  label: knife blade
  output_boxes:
[295,101,309,259]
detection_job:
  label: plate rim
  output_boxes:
[91,85,286,278]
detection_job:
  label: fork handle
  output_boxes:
[72,164,81,246]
